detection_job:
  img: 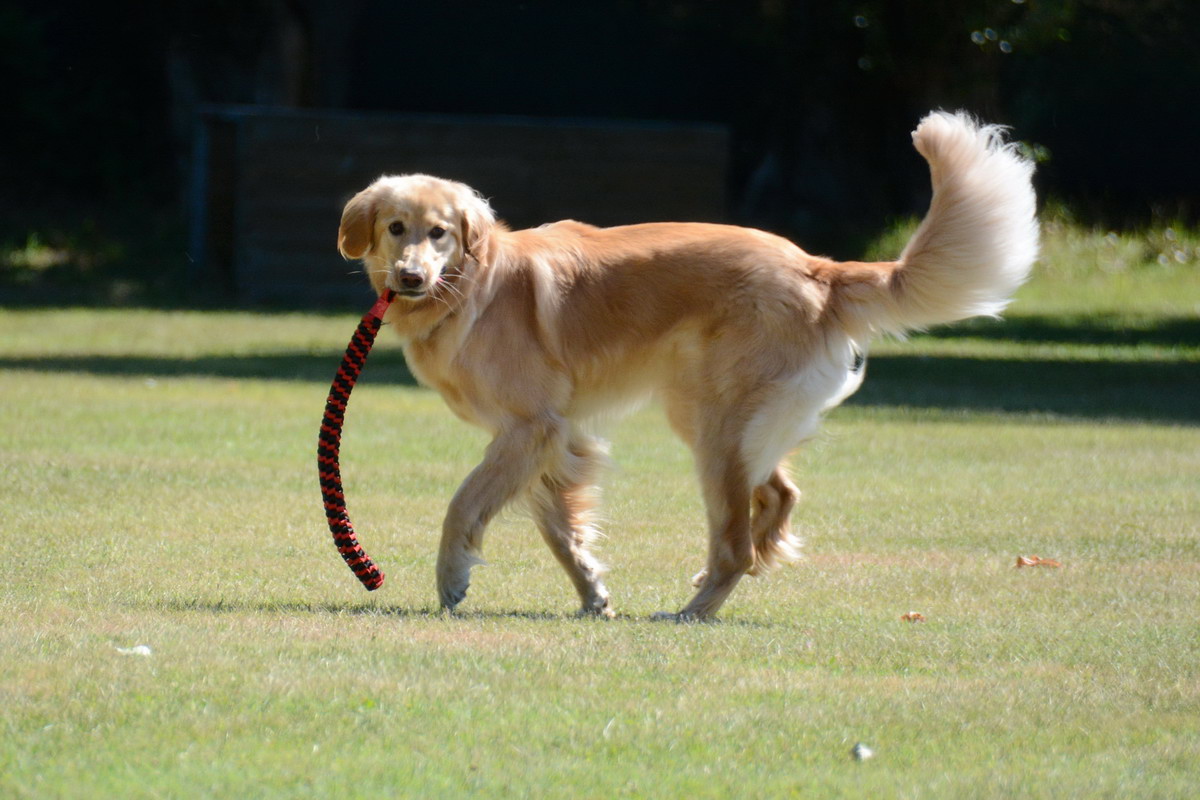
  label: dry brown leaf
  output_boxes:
[900,611,926,623]
[1015,555,1062,568]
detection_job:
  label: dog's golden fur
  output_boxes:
[337,111,1038,620]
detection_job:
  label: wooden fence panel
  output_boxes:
[190,107,729,304]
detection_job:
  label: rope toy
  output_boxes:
[317,290,394,590]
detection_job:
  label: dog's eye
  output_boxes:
[388,221,405,236]
[429,226,446,240]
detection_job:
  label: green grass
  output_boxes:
[2,218,1199,797]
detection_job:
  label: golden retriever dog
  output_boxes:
[337,111,1038,620]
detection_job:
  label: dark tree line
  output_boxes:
[3,0,1198,255]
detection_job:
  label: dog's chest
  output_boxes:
[401,334,486,427]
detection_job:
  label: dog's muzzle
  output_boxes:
[391,266,427,297]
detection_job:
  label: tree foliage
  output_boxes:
[3,0,1197,246]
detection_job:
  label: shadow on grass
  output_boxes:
[847,354,1199,425]
[0,351,418,385]
[925,313,1200,348]
[5,350,1195,424]
[153,598,768,626]
[158,598,553,620]
[3,308,1197,423]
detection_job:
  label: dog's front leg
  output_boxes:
[437,416,563,612]
[530,434,613,618]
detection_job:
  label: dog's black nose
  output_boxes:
[396,268,424,290]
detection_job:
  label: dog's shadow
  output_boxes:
[152,597,769,626]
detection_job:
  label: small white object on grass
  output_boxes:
[116,645,153,657]
[851,742,874,761]
[602,717,616,739]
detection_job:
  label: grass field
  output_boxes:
[2,218,1198,797]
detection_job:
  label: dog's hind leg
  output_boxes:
[655,411,756,621]
[748,466,802,575]
[660,368,816,619]
[677,449,754,620]
[529,434,614,618]
[689,465,802,587]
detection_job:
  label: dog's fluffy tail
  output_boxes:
[823,111,1039,336]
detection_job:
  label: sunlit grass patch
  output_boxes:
[1,218,1198,796]
[865,208,1200,318]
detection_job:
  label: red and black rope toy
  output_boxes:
[317,290,394,590]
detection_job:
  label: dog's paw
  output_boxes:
[437,580,469,612]
[437,551,481,612]
[690,568,709,588]
[576,596,615,619]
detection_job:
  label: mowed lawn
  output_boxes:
[2,224,1198,797]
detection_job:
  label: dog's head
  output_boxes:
[338,174,495,301]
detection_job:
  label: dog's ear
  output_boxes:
[456,184,496,265]
[338,186,378,259]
